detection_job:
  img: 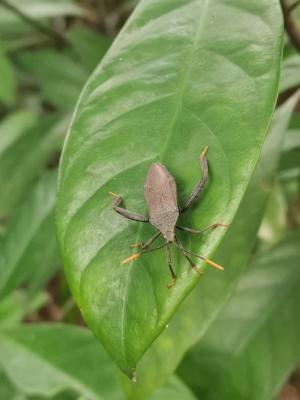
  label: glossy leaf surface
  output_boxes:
[178,231,300,400]
[57,0,283,374]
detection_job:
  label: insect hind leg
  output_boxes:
[174,235,224,271]
[174,236,202,273]
[130,231,161,250]
[166,244,176,288]
[122,233,165,264]
[176,223,228,235]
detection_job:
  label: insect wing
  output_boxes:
[144,163,178,219]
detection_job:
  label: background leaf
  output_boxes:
[0,172,59,299]
[0,44,16,105]
[0,323,196,400]
[178,230,300,400]
[279,128,300,180]
[280,54,300,93]
[0,0,88,51]
[56,0,283,375]
[0,324,124,400]
[66,28,112,72]
[0,110,37,158]
[147,376,196,400]
[0,372,25,400]
[0,113,69,215]
[17,50,88,109]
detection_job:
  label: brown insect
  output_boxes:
[109,147,227,288]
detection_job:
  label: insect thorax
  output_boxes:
[149,209,179,242]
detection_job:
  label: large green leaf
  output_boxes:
[0,172,59,299]
[178,230,300,400]
[122,92,300,399]
[56,0,283,375]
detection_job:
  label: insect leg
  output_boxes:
[174,235,224,271]
[174,236,201,273]
[142,242,167,253]
[121,241,166,264]
[130,231,161,249]
[176,223,228,234]
[109,192,148,222]
[166,244,176,288]
[180,146,208,214]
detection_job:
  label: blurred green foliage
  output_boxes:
[0,1,299,399]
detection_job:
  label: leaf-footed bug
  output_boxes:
[109,147,227,288]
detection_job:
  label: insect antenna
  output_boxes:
[174,235,224,271]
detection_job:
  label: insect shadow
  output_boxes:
[109,147,227,288]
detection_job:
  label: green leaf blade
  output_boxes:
[57,0,283,374]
